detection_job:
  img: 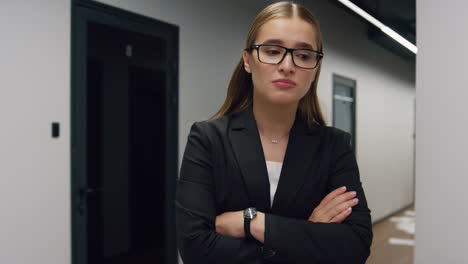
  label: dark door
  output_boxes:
[72,3,178,264]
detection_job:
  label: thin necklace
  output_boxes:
[260,131,289,144]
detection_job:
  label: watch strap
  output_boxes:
[244,216,253,240]
[244,207,256,240]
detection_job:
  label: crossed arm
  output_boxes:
[175,122,373,264]
[214,184,359,245]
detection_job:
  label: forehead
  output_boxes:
[256,17,317,50]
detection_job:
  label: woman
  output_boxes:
[175,2,373,263]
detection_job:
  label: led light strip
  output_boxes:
[337,0,417,54]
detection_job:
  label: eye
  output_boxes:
[265,49,281,55]
[295,50,314,61]
[259,45,283,56]
[296,54,310,60]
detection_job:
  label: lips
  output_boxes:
[272,78,297,88]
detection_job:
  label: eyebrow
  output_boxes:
[261,38,315,50]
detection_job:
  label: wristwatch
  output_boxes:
[243,207,257,240]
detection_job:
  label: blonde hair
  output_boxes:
[209,1,326,127]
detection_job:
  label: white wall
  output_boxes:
[415,0,468,263]
[0,1,71,264]
[0,0,415,263]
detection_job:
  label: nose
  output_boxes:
[278,51,296,74]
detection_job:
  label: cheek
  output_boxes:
[299,72,316,89]
[306,69,317,83]
[251,65,273,88]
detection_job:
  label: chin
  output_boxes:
[269,95,299,106]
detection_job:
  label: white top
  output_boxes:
[266,160,283,207]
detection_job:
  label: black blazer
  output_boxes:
[175,105,373,264]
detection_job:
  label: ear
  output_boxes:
[242,51,252,73]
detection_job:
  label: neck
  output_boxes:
[252,98,298,138]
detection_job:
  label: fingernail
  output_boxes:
[342,186,347,191]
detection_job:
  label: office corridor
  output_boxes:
[367,204,415,264]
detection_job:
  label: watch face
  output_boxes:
[244,207,257,219]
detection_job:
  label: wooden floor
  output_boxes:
[366,204,415,264]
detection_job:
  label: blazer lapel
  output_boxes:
[271,116,323,214]
[229,105,271,213]
[228,105,323,214]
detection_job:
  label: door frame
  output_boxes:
[71,1,179,264]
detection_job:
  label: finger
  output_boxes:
[331,198,359,218]
[325,196,359,221]
[330,207,353,223]
[318,186,347,208]
[321,191,357,216]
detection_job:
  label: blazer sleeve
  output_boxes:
[175,121,264,264]
[263,131,373,264]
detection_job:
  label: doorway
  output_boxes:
[332,74,357,152]
[72,2,178,264]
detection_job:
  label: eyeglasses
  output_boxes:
[245,44,324,69]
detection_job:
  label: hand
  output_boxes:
[215,211,245,238]
[308,186,359,223]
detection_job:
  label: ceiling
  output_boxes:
[332,0,416,61]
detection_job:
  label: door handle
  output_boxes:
[79,187,103,198]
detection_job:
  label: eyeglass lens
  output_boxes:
[258,45,320,69]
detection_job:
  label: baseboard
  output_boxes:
[372,202,415,225]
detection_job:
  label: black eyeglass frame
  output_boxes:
[245,44,324,69]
